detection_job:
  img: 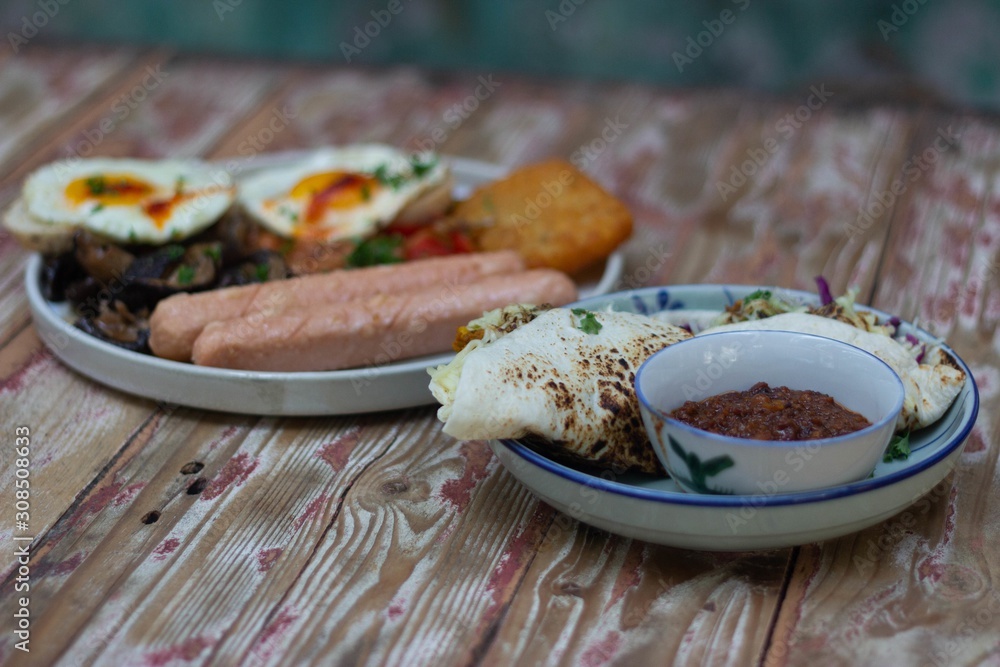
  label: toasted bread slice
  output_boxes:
[3,197,75,254]
[392,172,455,225]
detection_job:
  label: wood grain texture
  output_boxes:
[765,114,1000,667]
[0,47,997,667]
[0,46,141,181]
[0,327,157,587]
[0,50,287,665]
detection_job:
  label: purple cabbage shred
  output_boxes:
[814,275,834,305]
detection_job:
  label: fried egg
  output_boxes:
[22,158,236,244]
[237,145,449,241]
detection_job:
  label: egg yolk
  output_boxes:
[66,174,156,206]
[288,171,379,225]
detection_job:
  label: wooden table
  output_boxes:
[0,46,997,666]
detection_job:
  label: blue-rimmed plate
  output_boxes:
[488,284,979,551]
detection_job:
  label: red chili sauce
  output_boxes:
[668,382,871,440]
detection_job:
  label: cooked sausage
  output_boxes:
[149,250,525,361]
[191,269,578,372]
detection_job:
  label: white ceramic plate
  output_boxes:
[24,156,624,415]
[489,284,979,551]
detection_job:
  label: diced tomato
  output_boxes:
[449,230,475,253]
[382,221,428,237]
[402,228,474,260]
[404,230,452,259]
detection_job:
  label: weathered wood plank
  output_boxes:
[32,414,364,666]
[654,101,915,295]
[0,45,142,181]
[767,114,1000,667]
[483,525,789,666]
[0,326,158,587]
[1,49,996,667]
[216,429,546,666]
[0,55,286,663]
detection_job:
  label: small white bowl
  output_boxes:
[635,330,905,495]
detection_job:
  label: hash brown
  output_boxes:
[452,159,632,274]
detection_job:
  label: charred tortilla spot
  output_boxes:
[600,392,622,414]
[939,350,962,371]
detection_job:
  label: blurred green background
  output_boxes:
[4,0,1000,110]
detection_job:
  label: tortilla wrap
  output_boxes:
[700,312,966,431]
[430,307,691,474]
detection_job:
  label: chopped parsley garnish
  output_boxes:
[91,203,105,213]
[360,183,371,201]
[165,245,185,260]
[571,308,603,334]
[203,245,222,262]
[175,175,186,191]
[373,155,437,190]
[176,265,195,285]
[278,205,299,222]
[744,289,772,302]
[410,154,437,177]
[882,431,911,463]
[373,165,406,190]
[255,263,271,281]
[86,176,106,195]
[346,235,404,267]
